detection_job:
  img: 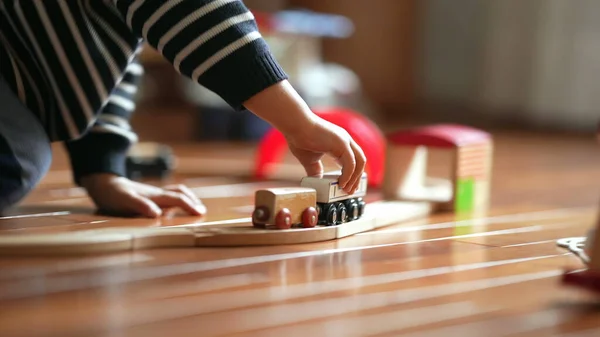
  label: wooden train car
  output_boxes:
[300,171,367,225]
[252,187,319,229]
[252,172,368,229]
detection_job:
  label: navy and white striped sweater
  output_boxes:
[0,0,287,184]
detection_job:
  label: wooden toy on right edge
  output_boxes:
[382,124,493,214]
[561,206,600,294]
[560,126,600,294]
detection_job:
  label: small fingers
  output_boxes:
[149,191,206,216]
[334,140,356,192]
[346,141,367,193]
[331,136,366,194]
[99,192,163,218]
[303,160,324,178]
[164,184,203,205]
[127,194,164,218]
[163,184,207,216]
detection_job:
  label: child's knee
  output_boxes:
[0,141,51,213]
[0,75,53,212]
[0,178,29,212]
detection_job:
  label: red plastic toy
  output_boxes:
[254,107,386,187]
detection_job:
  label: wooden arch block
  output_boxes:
[383,124,493,213]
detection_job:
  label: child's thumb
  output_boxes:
[303,160,324,178]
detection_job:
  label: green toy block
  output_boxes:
[455,177,475,212]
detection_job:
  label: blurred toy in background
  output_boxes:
[254,9,354,38]
[125,142,176,181]
[181,9,376,142]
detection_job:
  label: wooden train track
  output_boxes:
[0,123,498,256]
[0,200,431,256]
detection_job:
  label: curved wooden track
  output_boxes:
[0,201,431,255]
[1,131,599,337]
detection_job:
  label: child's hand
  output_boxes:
[286,118,366,194]
[80,174,206,218]
[243,81,367,194]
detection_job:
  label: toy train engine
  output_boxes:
[252,187,319,230]
[300,172,368,226]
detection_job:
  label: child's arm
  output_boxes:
[64,57,142,186]
[111,1,365,191]
[66,56,206,217]
[112,0,287,113]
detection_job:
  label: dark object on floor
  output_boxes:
[198,107,272,141]
[126,142,175,180]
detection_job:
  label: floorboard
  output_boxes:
[0,130,598,336]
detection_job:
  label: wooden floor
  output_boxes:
[1,130,599,337]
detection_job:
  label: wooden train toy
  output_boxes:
[0,120,495,255]
[251,171,368,229]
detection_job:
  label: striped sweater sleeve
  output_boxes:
[112,0,288,110]
[64,57,142,185]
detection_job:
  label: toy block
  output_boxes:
[383,124,493,213]
[382,144,451,205]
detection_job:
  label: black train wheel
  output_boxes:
[357,198,366,217]
[321,203,337,226]
[252,206,269,228]
[345,199,359,221]
[335,202,347,224]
